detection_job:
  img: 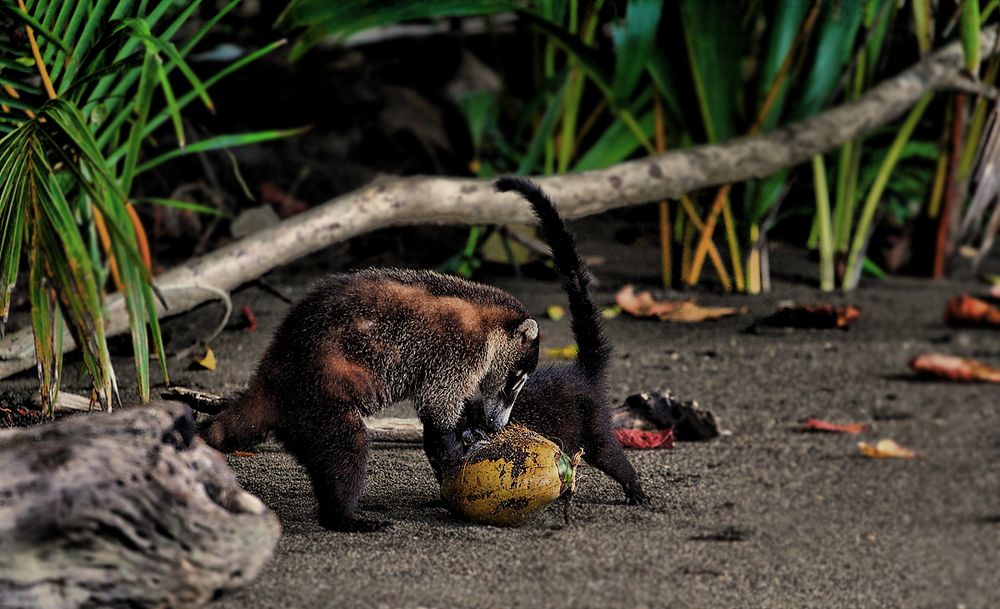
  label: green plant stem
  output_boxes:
[832,46,868,256]
[557,68,583,173]
[811,154,834,291]
[832,140,858,252]
[911,0,932,55]
[844,92,933,290]
[619,108,654,153]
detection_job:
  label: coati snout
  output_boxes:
[199,268,539,531]
[479,318,538,431]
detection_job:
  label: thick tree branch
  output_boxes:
[1,27,996,380]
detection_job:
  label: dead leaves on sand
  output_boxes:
[762,304,861,329]
[800,418,870,435]
[944,294,1000,327]
[857,439,917,459]
[909,353,1000,383]
[615,285,746,322]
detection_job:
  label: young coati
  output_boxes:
[428,177,646,505]
[201,268,539,531]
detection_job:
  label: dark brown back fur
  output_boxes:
[201,268,539,530]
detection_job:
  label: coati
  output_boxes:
[427,177,646,505]
[201,268,539,531]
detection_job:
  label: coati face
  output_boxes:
[480,318,539,432]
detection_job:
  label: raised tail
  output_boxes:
[495,176,611,383]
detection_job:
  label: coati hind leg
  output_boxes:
[200,387,278,452]
[278,405,385,532]
[584,436,647,505]
[276,356,389,532]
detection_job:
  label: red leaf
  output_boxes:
[612,427,675,449]
[241,304,259,332]
[800,418,870,435]
[944,294,1000,327]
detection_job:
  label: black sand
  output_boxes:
[4,219,998,608]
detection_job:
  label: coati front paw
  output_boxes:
[460,427,491,451]
[319,515,395,533]
[625,485,648,506]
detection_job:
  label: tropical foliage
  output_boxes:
[0,0,293,414]
[282,0,1000,292]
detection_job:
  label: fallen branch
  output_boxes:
[365,417,424,443]
[161,387,425,443]
[0,402,281,609]
[1,27,997,380]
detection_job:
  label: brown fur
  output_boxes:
[200,268,539,531]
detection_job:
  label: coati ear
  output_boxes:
[515,319,539,345]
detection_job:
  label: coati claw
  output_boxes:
[460,427,491,450]
[626,487,648,506]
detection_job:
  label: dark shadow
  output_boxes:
[689,526,752,542]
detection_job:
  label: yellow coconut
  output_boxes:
[440,425,581,526]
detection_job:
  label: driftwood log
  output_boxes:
[0,402,281,609]
[0,26,997,382]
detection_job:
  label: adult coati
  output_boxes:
[201,269,539,531]
[428,177,646,505]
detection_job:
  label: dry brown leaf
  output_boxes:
[615,285,746,322]
[909,353,1000,383]
[858,439,916,459]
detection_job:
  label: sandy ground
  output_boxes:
[4,218,999,608]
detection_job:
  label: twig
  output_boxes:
[161,385,425,443]
[251,277,294,304]
[157,283,233,347]
[941,72,1000,99]
[160,386,227,414]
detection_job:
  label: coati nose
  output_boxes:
[481,406,502,432]
[487,402,514,431]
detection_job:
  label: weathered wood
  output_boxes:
[160,387,426,443]
[161,387,227,415]
[1,26,997,381]
[0,402,281,609]
[364,417,423,443]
